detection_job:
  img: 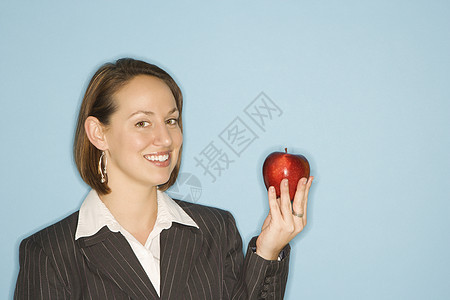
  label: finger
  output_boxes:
[275,193,281,208]
[303,176,314,221]
[292,177,307,217]
[280,178,293,219]
[268,186,282,223]
[303,176,314,203]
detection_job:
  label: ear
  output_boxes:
[85,116,109,150]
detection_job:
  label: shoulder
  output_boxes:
[20,211,79,256]
[17,212,82,291]
[174,200,238,235]
[175,199,231,217]
[173,200,245,259]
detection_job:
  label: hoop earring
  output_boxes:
[98,151,107,183]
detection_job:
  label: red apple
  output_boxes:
[262,148,310,200]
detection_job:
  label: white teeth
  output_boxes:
[145,154,169,162]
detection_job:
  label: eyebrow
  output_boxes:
[128,108,178,119]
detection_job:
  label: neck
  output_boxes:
[100,181,158,245]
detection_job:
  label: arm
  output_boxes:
[233,237,290,300]
[228,176,314,299]
[14,237,70,300]
[222,212,290,300]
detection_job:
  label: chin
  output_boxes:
[152,175,172,187]
[146,165,176,187]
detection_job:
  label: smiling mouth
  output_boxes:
[144,153,169,162]
[143,152,171,167]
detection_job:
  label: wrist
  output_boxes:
[254,247,281,261]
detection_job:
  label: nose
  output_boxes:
[152,122,173,147]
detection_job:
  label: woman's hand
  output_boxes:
[255,176,314,260]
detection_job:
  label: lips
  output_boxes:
[144,151,171,167]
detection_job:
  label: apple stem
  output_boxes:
[285,148,287,153]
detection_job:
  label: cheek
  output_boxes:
[175,130,183,146]
[171,130,183,157]
[133,133,151,147]
[172,132,183,156]
[109,131,148,154]
[130,135,154,154]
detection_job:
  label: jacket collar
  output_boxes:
[75,189,198,241]
[77,214,203,299]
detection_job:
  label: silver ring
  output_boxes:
[292,211,303,218]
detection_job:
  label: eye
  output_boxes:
[166,118,179,126]
[135,121,150,128]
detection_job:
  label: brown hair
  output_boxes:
[74,58,183,195]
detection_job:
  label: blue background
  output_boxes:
[1,1,449,299]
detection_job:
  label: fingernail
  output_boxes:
[284,179,289,186]
[302,178,307,185]
[270,186,275,192]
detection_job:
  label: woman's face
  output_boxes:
[102,75,182,189]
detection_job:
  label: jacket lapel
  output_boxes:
[159,223,203,299]
[78,226,159,299]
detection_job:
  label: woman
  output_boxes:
[14,58,313,299]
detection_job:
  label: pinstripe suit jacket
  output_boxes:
[15,200,290,299]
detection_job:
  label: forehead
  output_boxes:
[113,75,177,113]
